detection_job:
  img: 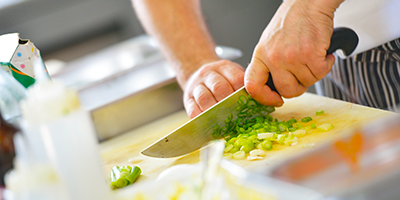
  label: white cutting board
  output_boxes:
[100,93,396,184]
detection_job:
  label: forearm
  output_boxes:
[132,0,219,89]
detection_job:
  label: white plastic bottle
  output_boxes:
[18,80,111,200]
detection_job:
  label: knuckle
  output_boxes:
[311,63,331,79]
[216,59,231,66]
[276,81,296,98]
[210,81,228,93]
[266,50,281,65]
[196,92,209,105]
[231,74,244,89]
[196,67,210,78]
[280,86,306,98]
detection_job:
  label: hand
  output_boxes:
[183,60,244,118]
[245,0,343,106]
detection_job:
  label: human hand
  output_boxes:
[245,0,344,106]
[183,60,244,118]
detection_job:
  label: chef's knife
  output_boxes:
[141,27,358,158]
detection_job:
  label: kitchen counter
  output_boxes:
[99,92,397,197]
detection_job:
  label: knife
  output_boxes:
[141,27,358,158]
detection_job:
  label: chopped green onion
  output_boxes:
[214,93,333,161]
[233,150,246,160]
[257,132,274,140]
[224,144,234,153]
[110,165,141,190]
[229,146,240,154]
[317,124,334,132]
[284,137,298,146]
[240,143,254,153]
[276,134,286,145]
[125,166,141,184]
[223,153,233,159]
[249,149,266,157]
[316,109,324,115]
[261,140,273,150]
[278,123,288,132]
[287,118,297,124]
[301,116,313,123]
[292,129,306,137]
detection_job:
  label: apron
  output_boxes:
[334,0,400,58]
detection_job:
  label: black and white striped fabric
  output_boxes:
[315,38,400,112]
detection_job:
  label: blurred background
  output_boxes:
[0,0,281,68]
[2,0,308,140]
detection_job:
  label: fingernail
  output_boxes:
[275,102,283,107]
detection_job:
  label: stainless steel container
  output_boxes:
[52,35,242,141]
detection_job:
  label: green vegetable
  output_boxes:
[317,123,334,132]
[212,95,334,160]
[310,123,317,129]
[233,150,245,160]
[316,109,324,115]
[301,116,313,123]
[261,140,273,150]
[296,123,303,129]
[110,165,141,190]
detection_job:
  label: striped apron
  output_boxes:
[315,38,400,112]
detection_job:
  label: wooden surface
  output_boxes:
[100,92,397,185]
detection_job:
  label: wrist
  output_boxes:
[309,0,345,15]
[282,0,344,16]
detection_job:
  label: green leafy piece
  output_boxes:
[310,124,317,129]
[316,109,324,115]
[301,116,313,123]
[261,140,273,150]
[212,94,335,160]
[110,165,142,190]
[317,123,334,132]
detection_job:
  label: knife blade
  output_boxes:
[141,28,358,158]
[141,86,249,158]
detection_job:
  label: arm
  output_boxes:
[133,0,244,118]
[245,0,345,106]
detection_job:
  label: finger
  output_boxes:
[218,63,245,90]
[245,57,283,107]
[203,72,235,101]
[286,63,319,87]
[192,84,218,111]
[326,53,335,69]
[184,97,202,119]
[273,68,308,98]
[306,53,336,80]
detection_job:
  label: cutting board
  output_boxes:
[100,92,396,184]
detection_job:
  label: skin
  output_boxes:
[245,0,344,106]
[133,0,244,118]
[133,0,344,118]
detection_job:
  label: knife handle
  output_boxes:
[266,27,359,93]
[327,27,359,56]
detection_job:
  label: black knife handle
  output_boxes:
[266,27,359,93]
[327,27,359,56]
